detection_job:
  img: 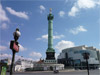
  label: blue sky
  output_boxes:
[0,0,100,61]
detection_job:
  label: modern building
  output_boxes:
[58,45,100,69]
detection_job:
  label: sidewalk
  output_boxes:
[59,69,75,72]
[14,69,76,73]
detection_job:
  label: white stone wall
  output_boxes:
[15,59,34,72]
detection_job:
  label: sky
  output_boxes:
[0,0,100,61]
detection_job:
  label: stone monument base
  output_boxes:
[34,61,64,71]
[43,63,64,71]
[44,60,57,64]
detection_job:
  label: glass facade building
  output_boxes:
[58,45,100,69]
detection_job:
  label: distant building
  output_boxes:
[15,59,34,72]
[57,45,100,69]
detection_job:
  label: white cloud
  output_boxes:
[19,44,27,51]
[69,26,87,35]
[77,0,96,9]
[55,40,75,52]
[36,34,64,40]
[58,11,65,17]
[0,54,12,59]
[0,45,8,51]
[29,51,42,59]
[0,4,9,22]
[15,55,35,61]
[0,4,9,30]
[53,35,65,39]
[0,23,8,29]
[6,7,29,19]
[41,34,48,40]
[0,53,36,61]
[39,5,46,13]
[36,34,48,40]
[68,0,100,16]
[68,6,79,17]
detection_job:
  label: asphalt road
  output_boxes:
[6,70,100,75]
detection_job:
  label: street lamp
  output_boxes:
[82,52,90,75]
[13,28,21,42]
[10,28,21,75]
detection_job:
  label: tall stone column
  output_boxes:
[46,8,55,60]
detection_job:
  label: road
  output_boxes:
[6,70,100,75]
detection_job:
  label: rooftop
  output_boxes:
[62,45,100,52]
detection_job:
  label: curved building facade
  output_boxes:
[57,45,100,69]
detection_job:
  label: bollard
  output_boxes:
[1,66,7,75]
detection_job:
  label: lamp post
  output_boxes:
[82,52,90,75]
[10,28,21,75]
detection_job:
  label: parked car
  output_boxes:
[25,68,33,71]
